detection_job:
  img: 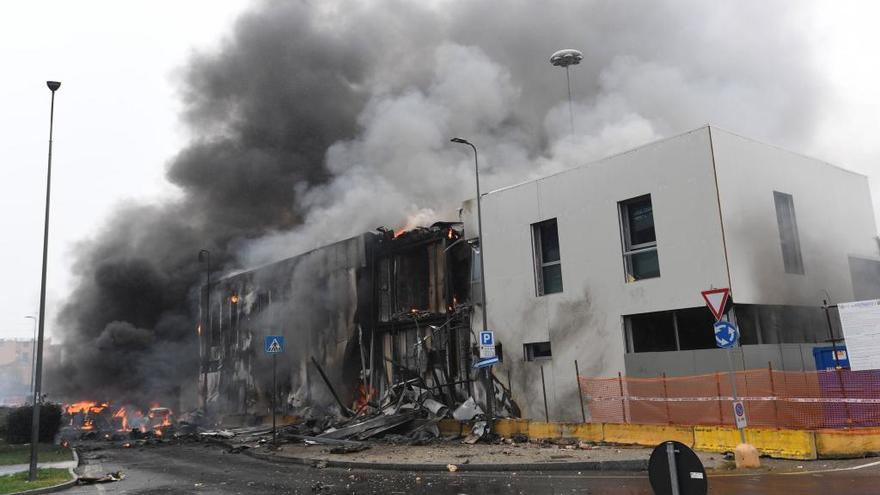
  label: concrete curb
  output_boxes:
[240,446,648,472]
[6,449,80,495]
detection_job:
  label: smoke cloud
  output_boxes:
[48,0,827,405]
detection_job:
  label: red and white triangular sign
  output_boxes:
[701,288,730,321]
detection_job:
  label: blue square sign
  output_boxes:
[265,335,284,354]
[480,331,494,346]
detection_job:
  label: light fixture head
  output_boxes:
[450,137,470,144]
[46,81,61,92]
[549,49,583,68]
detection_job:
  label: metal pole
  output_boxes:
[25,316,37,400]
[823,300,841,369]
[768,362,780,427]
[662,372,671,424]
[574,360,586,422]
[453,139,495,421]
[666,441,681,495]
[823,300,852,424]
[30,82,59,482]
[726,349,746,444]
[201,251,211,419]
[272,353,277,444]
[540,365,549,422]
[565,66,575,135]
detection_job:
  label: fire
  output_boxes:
[113,407,129,431]
[65,401,107,415]
[447,228,456,240]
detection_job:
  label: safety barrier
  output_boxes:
[579,368,880,430]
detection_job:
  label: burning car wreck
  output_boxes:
[199,221,519,442]
[62,401,178,442]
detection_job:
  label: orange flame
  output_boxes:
[113,407,129,431]
[65,401,107,415]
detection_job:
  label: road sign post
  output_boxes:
[479,330,495,359]
[265,336,284,443]
[702,288,747,445]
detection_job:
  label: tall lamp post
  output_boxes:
[450,137,494,419]
[549,48,583,136]
[29,80,60,482]
[24,316,37,400]
[198,249,212,419]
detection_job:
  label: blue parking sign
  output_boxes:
[265,335,284,354]
[480,331,494,346]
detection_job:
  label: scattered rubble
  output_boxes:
[76,471,125,485]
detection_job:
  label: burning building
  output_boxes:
[200,222,481,423]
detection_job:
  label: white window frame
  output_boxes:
[618,195,659,282]
[532,219,562,296]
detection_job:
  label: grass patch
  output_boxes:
[0,468,72,494]
[0,442,72,466]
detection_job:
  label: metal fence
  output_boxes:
[579,368,880,429]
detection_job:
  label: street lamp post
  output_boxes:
[450,137,494,419]
[29,80,60,482]
[198,249,212,420]
[24,316,37,400]
[549,49,584,136]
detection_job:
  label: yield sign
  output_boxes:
[701,288,730,321]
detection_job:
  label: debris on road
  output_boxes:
[76,471,125,485]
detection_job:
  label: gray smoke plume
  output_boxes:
[48,0,826,405]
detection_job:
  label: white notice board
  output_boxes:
[838,299,880,371]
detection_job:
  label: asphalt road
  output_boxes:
[64,442,880,494]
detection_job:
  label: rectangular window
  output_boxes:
[524,341,552,361]
[625,307,718,353]
[773,191,804,274]
[619,195,660,282]
[532,219,563,295]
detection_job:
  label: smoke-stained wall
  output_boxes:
[48,0,829,407]
[206,235,368,417]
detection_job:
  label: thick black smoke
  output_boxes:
[48,0,827,405]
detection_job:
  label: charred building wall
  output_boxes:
[201,222,475,422]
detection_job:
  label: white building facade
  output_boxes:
[467,126,880,421]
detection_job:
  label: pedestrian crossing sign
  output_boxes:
[265,335,284,354]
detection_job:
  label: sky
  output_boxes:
[1,0,880,341]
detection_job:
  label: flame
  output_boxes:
[65,401,107,415]
[113,407,129,431]
[447,228,455,240]
[394,228,406,238]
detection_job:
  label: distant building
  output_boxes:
[465,126,880,421]
[0,339,34,405]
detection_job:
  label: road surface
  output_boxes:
[65,442,880,494]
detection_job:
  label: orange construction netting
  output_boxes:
[579,369,880,429]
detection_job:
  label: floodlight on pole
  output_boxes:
[549,48,583,135]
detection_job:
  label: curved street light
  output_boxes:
[29,80,60,481]
[450,137,494,419]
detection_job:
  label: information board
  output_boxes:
[838,299,880,371]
